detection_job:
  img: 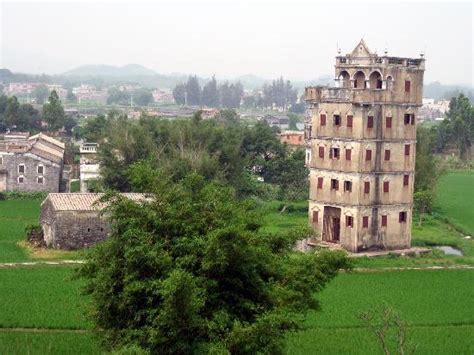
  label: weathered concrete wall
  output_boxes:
[40,203,109,250]
[0,152,62,192]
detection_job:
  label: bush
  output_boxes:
[25,224,45,247]
[0,191,47,200]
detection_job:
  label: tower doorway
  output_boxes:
[323,206,341,243]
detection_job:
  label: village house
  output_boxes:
[305,40,425,252]
[79,142,100,192]
[279,130,305,146]
[40,193,149,249]
[0,132,65,192]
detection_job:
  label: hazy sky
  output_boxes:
[1,1,473,85]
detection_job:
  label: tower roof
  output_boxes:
[350,39,373,57]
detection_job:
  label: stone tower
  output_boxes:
[304,40,425,252]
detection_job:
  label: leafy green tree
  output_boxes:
[287,113,300,130]
[133,88,153,107]
[414,190,435,226]
[202,75,219,107]
[415,126,444,192]
[66,88,77,103]
[18,103,40,131]
[78,172,350,354]
[4,96,20,129]
[33,84,50,105]
[107,87,130,106]
[186,75,201,106]
[42,90,65,130]
[172,83,186,105]
[445,94,473,160]
[219,81,243,109]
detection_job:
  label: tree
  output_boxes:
[66,88,77,103]
[18,104,40,131]
[186,75,201,106]
[107,87,130,106]
[33,85,50,105]
[78,172,350,354]
[133,88,153,107]
[358,305,417,355]
[444,94,473,160]
[201,75,219,107]
[415,126,444,193]
[413,190,434,226]
[172,83,186,105]
[4,96,20,128]
[42,90,65,130]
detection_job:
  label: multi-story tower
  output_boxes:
[304,40,425,252]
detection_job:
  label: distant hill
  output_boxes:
[63,64,157,77]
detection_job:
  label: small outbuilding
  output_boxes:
[40,193,148,250]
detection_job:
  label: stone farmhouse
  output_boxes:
[304,40,425,252]
[40,193,148,249]
[0,133,65,192]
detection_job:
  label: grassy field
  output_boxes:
[286,269,474,354]
[0,199,41,262]
[436,170,474,235]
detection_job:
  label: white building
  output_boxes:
[79,143,100,192]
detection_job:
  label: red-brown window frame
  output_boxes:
[381,215,388,227]
[320,114,326,126]
[364,181,370,194]
[346,215,354,228]
[383,181,390,193]
[366,149,372,161]
[317,177,323,189]
[403,174,409,186]
[386,116,392,128]
[331,179,339,191]
[384,149,391,161]
[312,211,319,223]
[347,115,353,128]
[405,80,411,93]
[362,216,369,228]
[319,146,324,158]
[345,148,351,161]
[405,144,410,156]
[367,116,374,129]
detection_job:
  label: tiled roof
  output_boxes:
[44,193,150,211]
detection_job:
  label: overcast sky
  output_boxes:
[1,1,472,85]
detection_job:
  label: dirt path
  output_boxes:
[0,260,85,268]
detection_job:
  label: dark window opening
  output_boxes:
[367,116,374,129]
[404,114,415,125]
[18,165,25,174]
[347,115,353,128]
[37,177,44,184]
[320,114,326,126]
[403,174,409,186]
[312,211,319,223]
[331,179,339,191]
[399,211,407,223]
[333,115,341,126]
[366,149,372,161]
[344,181,352,192]
[383,181,390,193]
[362,216,369,228]
[405,80,411,93]
[345,148,351,161]
[376,79,383,89]
[386,116,392,128]
[346,216,353,228]
[18,176,24,184]
[381,215,388,227]
[87,228,91,232]
[37,166,44,174]
[319,146,324,158]
[330,148,340,159]
[384,149,391,161]
[317,177,323,189]
[405,144,410,156]
[364,181,370,194]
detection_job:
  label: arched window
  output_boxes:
[353,71,366,89]
[369,71,383,89]
[338,71,350,88]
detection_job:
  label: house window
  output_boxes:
[384,149,391,161]
[320,114,326,126]
[386,116,392,128]
[405,144,410,156]
[344,181,352,192]
[381,215,388,227]
[347,115,353,128]
[312,211,319,224]
[298,136,302,142]
[317,177,323,189]
[18,176,24,184]
[345,149,351,161]
[366,149,372,161]
[333,115,341,126]
[37,176,44,184]
[404,80,411,93]
[330,148,340,159]
[383,181,390,193]
[367,116,374,129]
[18,164,25,174]
[364,181,370,194]
[399,211,407,223]
[331,179,339,191]
[0,156,3,165]
[37,165,44,174]
[362,216,369,228]
[346,216,354,228]
[319,146,325,158]
[403,174,409,186]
